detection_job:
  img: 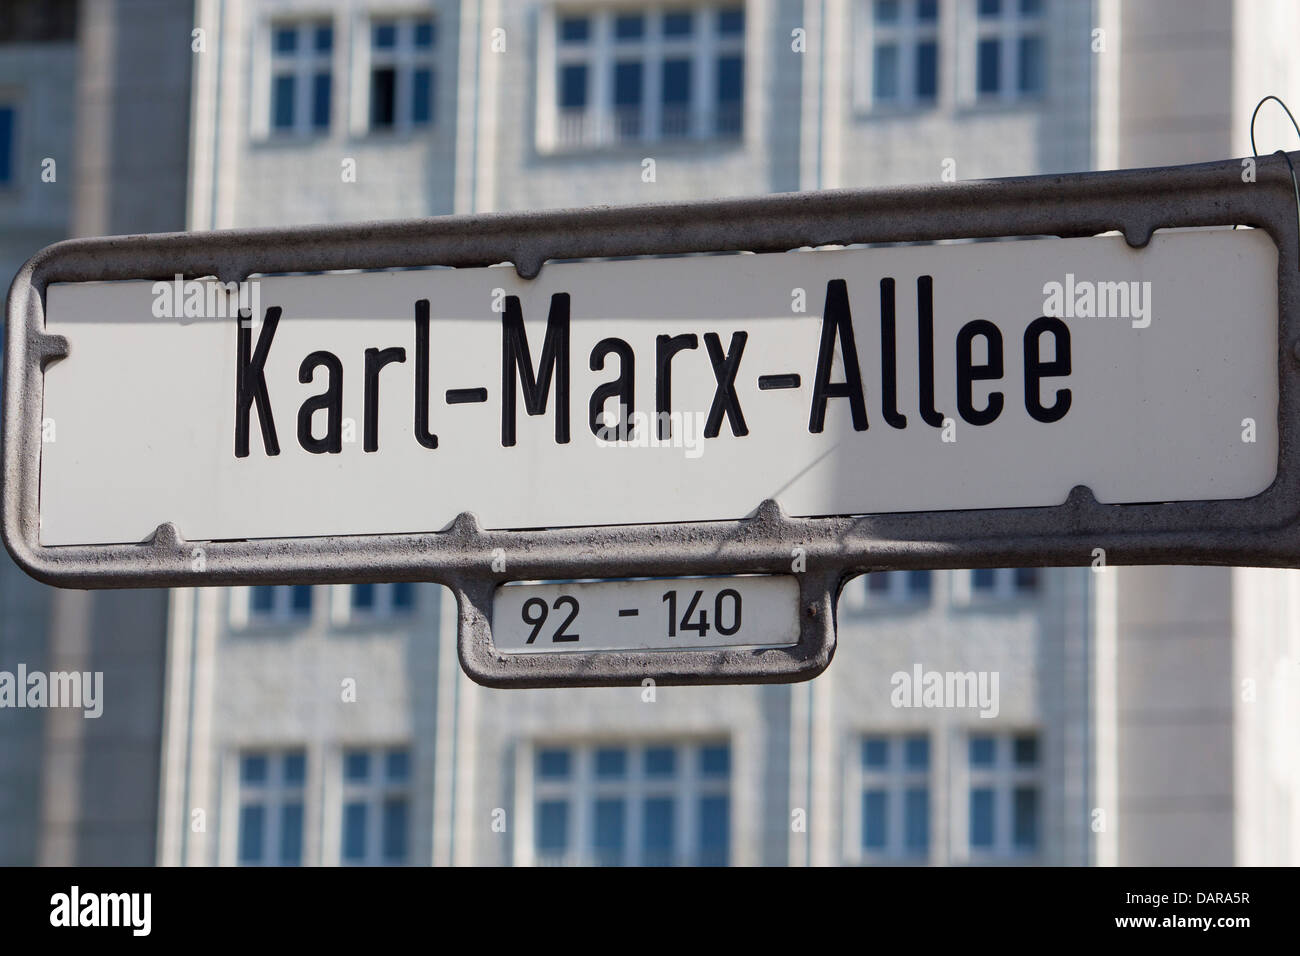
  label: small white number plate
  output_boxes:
[493,575,800,653]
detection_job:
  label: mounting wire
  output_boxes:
[1244,95,1300,269]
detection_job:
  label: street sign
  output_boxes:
[6,153,1300,687]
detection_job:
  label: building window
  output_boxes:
[548,4,745,151]
[269,20,333,135]
[966,568,1040,600]
[973,0,1045,101]
[369,15,437,132]
[967,732,1040,857]
[247,585,314,623]
[0,106,14,186]
[350,582,417,618]
[861,0,939,110]
[864,570,933,606]
[852,734,930,861]
[530,740,730,866]
[237,750,306,866]
[341,747,412,865]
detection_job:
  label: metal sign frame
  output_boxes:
[5,153,1300,687]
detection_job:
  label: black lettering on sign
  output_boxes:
[589,337,635,439]
[808,279,868,433]
[916,276,944,428]
[235,307,282,458]
[501,293,571,447]
[1024,316,1072,423]
[364,347,407,453]
[879,278,906,429]
[955,320,1004,426]
[655,333,698,440]
[412,299,438,449]
[297,351,343,453]
[703,331,748,438]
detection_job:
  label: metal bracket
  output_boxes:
[5,153,1300,686]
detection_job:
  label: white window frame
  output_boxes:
[970,0,1046,103]
[844,733,932,864]
[365,12,438,134]
[518,740,731,866]
[964,732,1041,860]
[230,585,316,628]
[235,749,307,867]
[261,17,335,139]
[338,746,413,866]
[538,4,746,153]
[856,0,941,112]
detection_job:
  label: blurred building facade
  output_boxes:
[3,0,1300,866]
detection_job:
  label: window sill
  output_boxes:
[955,94,1049,116]
[252,132,336,148]
[537,133,746,160]
[852,101,941,121]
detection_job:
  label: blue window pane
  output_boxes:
[537,800,568,854]
[862,790,887,849]
[969,736,996,767]
[353,583,375,609]
[291,585,313,614]
[537,748,571,779]
[283,751,306,785]
[873,44,899,101]
[615,14,644,40]
[412,69,433,125]
[977,38,1001,94]
[345,751,371,782]
[559,64,587,109]
[699,796,729,865]
[972,567,998,591]
[904,736,929,770]
[343,802,367,861]
[1013,735,1038,766]
[280,803,303,865]
[644,746,675,776]
[663,12,693,37]
[251,585,275,613]
[904,788,929,853]
[716,55,743,104]
[907,569,932,595]
[313,24,332,53]
[414,19,435,48]
[868,572,891,594]
[1013,787,1039,849]
[272,76,295,130]
[661,58,691,105]
[392,581,416,610]
[915,41,937,100]
[1020,0,1044,14]
[373,23,397,49]
[239,805,265,863]
[311,73,331,130]
[699,744,730,778]
[874,0,900,23]
[559,16,589,43]
[594,799,625,865]
[0,107,14,184]
[718,8,744,35]
[383,798,409,863]
[386,749,410,782]
[862,737,888,768]
[614,61,643,107]
[273,27,297,54]
[1018,35,1044,94]
[1014,567,1039,591]
[970,788,995,848]
[918,0,939,21]
[978,0,1002,16]
[241,754,268,785]
[642,797,674,865]
[595,747,627,779]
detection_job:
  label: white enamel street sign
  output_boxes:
[36,227,1278,547]
[493,575,799,653]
